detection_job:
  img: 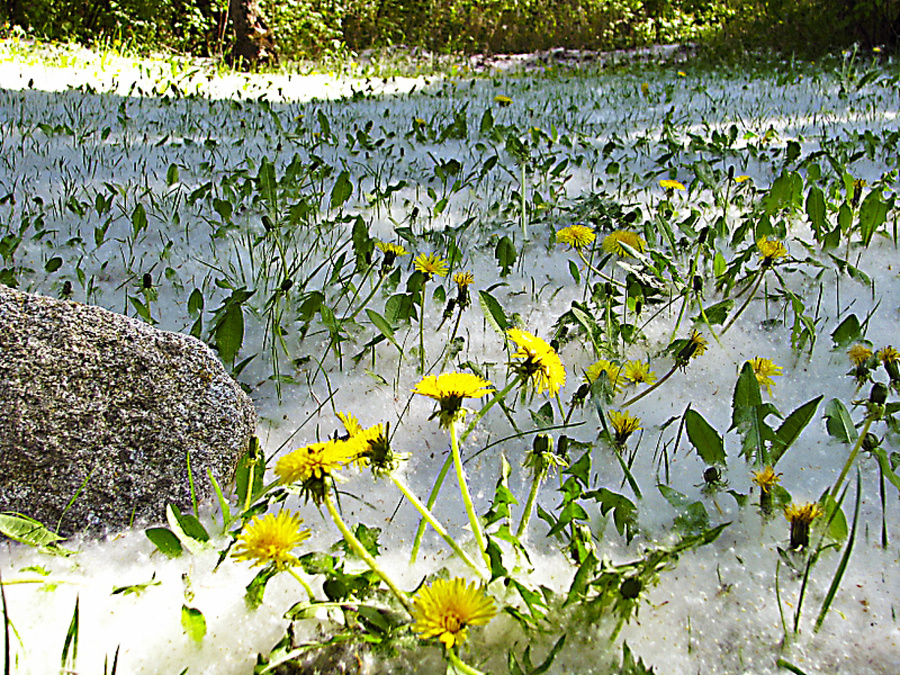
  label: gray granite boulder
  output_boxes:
[0,285,256,536]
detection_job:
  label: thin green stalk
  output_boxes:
[828,416,874,502]
[324,490,414,615]
[410,454,453,564]
[418,283,427,373]
[515,467,545,539]
[450,422,490,569]
[721,268,765,335]
[344,263,384,322]
[576,248,624,288]
[412,377,520,563]
[446,649,486,675]
[621,363,678,408]
[287,567,316,602]
[391,474,487,580]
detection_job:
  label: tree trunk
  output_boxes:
[228,0,276,70]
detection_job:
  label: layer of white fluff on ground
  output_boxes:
[0,42,898,674]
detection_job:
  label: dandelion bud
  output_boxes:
[620,577,642,599]
[870,382,888,405]
[862,432,880,453]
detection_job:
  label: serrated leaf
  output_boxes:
[684,407,726,465]
[806,185,827,239]
[214,304,243,364]
[0,513,65,548]
[858,189,889,247]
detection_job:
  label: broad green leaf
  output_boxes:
[366,308,399,349]
[131,203,147,237]
[330,169,353,209]
[805,185,827,239]
[215,305,243,364]
[830,314,861,348]
[144,527,183,558]
[478,289,509,335]
[858,189,889,247]
[584,487,637,543]
[494,235,517,277]
[45,257,62,273]
[824,398,858,444]
[771,396,823,465]
[684,408,726,465]
[0,513,65,548]
[181,605,206,642]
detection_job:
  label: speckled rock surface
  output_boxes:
[0,285,256,536]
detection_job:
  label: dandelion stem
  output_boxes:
[345,265,385,323]
[418,283,427,373]
[390,474,487,579]
[446,649,487,675]
[324,490,414,615]
[515,466,545,539]
[450,422,491,569]
[287,567,316,602]
[576,248,624,288]
[721,268,765,335]
[828,416,875,502]
[621,363,678,408]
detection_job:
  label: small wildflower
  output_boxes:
[508,328,567,396]
[602,230,646,257]
[585,359,625,392]
[848,344,873,367]
[375,241,409,272]
[752,466,782,494]
[231,510,310,570]
[413,372,494,428]
[453,271,474,309]
[878,345,900,382]
[340,413,398,477]
[640,82,650,97]
[622,360,657,385]
[494,94,512,106]
[677,71,687,77]
[556,224,596,250]
[275,438,359,502]
[411,577,496,649]
[756,237,787,262]
[608,410,641,446]
[413,253,449,280]
[734,175,751,183]
[659,179,686,191]
[675,330,707,368]
[748,357,783,394]
[785,502,821,550]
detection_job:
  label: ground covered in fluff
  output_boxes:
[0,41,898,674]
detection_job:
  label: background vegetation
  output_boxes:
[1,0,898,65]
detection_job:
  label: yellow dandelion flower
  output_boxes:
[556,224,596,250]
[659,179,686,191]
[275,438,359,485]
[608,410,641,446]
[756,237,787,261]
[878,345,900,380]
[508,328,567,396]
[413,253,449,279]
[375,241,408,257]
[785,501,821,549]
[640,82,650,96]
[411,578,496,649]
[675,330,707,367]
[602,230,647,257]
[734,175,751,183]
[453,271,474,289]
[677,71,687,77]
[749,357,783,394]
[494,94,512,106]
[622,360,657,385]
[848,344,873,366]
[752,465,782,494]
[585,359,625,392]
[231,510,310,570]
[414,372,494,428]
[337,410,363,437]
